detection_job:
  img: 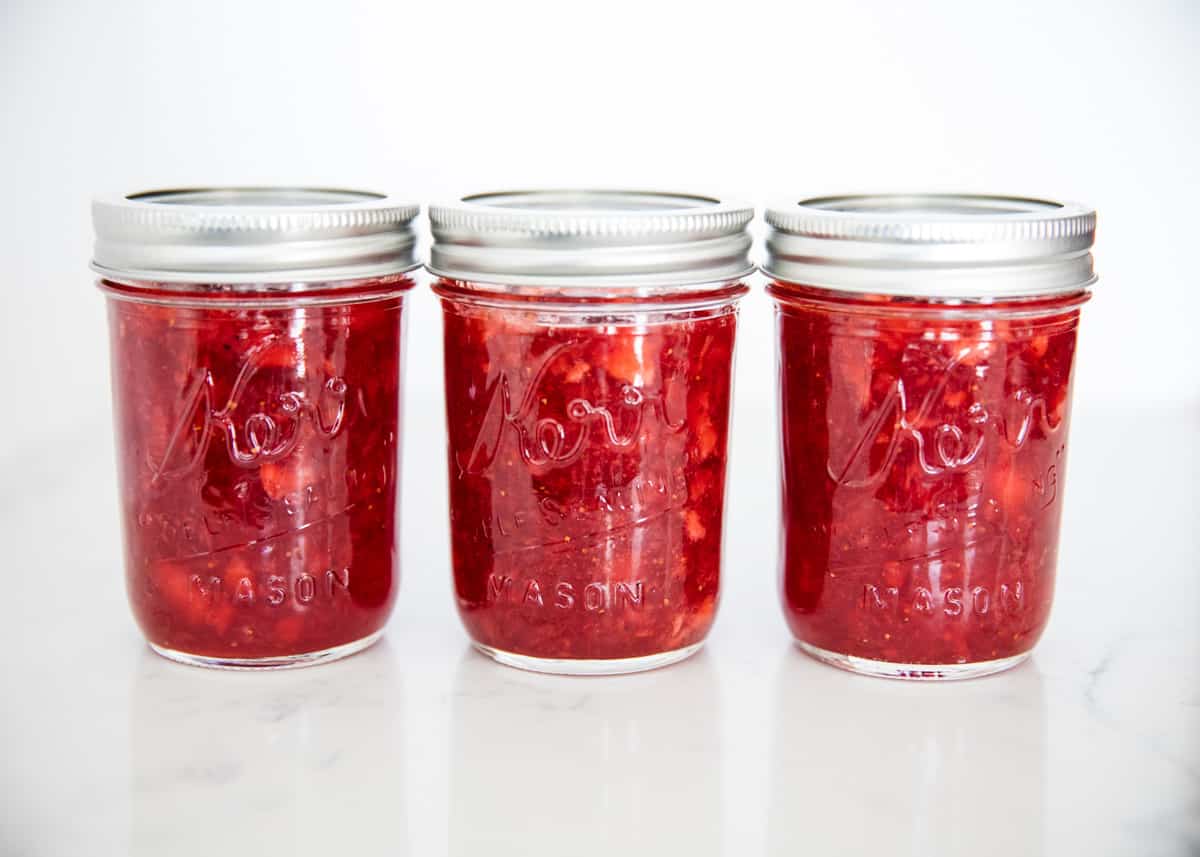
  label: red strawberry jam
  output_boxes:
[770,284,1088,673]
[102,276,412,664]
[436,281,745,667]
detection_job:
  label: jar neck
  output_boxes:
[767,280,1091,319]
[97,273,416,307]
[432,277,749,313]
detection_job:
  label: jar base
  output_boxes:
[796,640,1031,681]
[147,629,383,671]
[473,642,704,676]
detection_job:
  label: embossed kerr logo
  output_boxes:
[151,335,347,482]
[830,343,1064,488]
[457,341,685,475]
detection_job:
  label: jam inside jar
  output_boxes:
[765,194,1097,679]
[93,187,420,668]
[104,278,412,665]
[772,287,1087,675]
[437,285,745,671]
[429,190,754,674]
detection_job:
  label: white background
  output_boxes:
[2,0,1198,427]
[1,2,1198,855]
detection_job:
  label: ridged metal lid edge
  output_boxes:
[92,187,421,286]
[764,194,1097,298]
[429,190,754,288]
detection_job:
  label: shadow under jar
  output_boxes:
[429,190,753,675]
[765,194,1097,680]
[93,188,420,669]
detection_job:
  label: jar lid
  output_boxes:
[91,187,420,285]
[764,194,1097,299]
[428,190,754,288]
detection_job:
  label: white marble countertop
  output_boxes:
[2,402,1196,857]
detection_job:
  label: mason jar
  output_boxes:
[429,190,752,675]
[765,194,1096,679]
[93,188,418,668]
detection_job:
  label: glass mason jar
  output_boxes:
[429,190,753,675]
[92,188,419,668]
[765,194,1097,680]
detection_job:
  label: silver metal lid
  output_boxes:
[92,187,420,285]
[764,194,1097,298]
[428,190,754,288]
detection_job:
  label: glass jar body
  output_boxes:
[770,282,1087,679]
[103,276,412,668]
[436,280,747,674]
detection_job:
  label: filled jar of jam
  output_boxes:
[765,194,1097,679]
[429,191,753,674]
[93,188,419,668]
